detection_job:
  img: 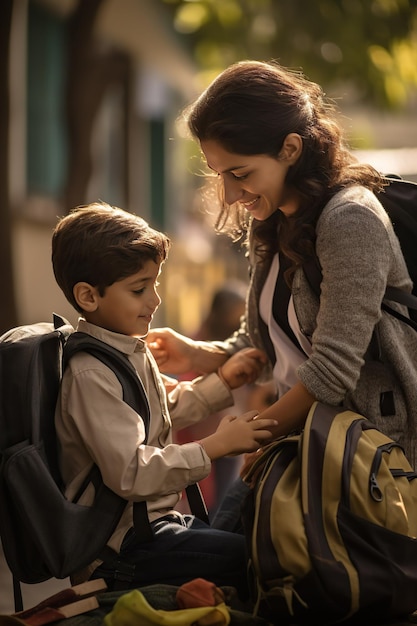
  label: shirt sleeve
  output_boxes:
[60,360,211,501]
[166,372,234,430]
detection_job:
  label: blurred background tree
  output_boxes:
[162,0,417,110]
[1,0,417,334]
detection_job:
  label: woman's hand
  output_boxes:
[199,410,278,460]
[253,381,316,441]
[218,347,267,389]
[146,327,228,374]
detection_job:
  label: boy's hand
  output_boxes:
[218,348,267,389]
[199,410,278,460]
[146,327,227,374]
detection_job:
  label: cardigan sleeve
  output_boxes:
[297,187,408,405]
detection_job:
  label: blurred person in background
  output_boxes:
[176,280,260,517]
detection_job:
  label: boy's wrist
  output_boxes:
[198,434,226,461]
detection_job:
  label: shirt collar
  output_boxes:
[76,318,146,354]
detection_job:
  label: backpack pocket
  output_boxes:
[0,442,126,582]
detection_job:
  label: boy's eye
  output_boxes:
[133,281,159,295]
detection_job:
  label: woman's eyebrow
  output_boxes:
[206,162,248,174]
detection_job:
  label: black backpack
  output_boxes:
[0,314,207,611]
[304,176,417,329]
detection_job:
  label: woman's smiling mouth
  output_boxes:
[241,197,259,210]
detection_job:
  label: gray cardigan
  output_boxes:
[221,186,417,465]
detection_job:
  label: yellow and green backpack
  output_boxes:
[242,401,417,624]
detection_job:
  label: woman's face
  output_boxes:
[201,138,301,220]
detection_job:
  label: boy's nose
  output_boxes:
[152,290,162,309]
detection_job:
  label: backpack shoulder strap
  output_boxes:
[64,332,150,438]
[384,286,417,312]
[377,176,417,305]
[382,297,417,331]
[302,254,322,298]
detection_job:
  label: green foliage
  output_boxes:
[162,0,417,109]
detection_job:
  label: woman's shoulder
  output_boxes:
[317,184,391,231]
[314,184,406,277]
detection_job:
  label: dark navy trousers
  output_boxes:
[91,512,249,598]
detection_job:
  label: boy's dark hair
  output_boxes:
[52,201,170,313]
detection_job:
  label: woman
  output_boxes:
[148,60,417,467]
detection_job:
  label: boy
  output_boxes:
[52,202,274,597]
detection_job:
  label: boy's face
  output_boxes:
[86,259,162,337]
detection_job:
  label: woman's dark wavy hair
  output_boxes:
[184,60,384,281]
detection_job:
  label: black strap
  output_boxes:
[185,482,209,525]
[303,255,322,298]
[382,301,417,332]
[272,254,301,349]
[64,332,151,436]
[13,575,24,613]
[384,286,417,312]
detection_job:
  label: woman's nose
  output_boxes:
[223,177,243,205]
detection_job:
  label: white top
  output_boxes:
[259,254,312,397]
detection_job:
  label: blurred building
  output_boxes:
[3,0,417,335]
[5,0,217,330]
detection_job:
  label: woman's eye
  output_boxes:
[232,172,248,181]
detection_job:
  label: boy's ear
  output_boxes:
[73,282,99,312]
[279,133,303,164]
